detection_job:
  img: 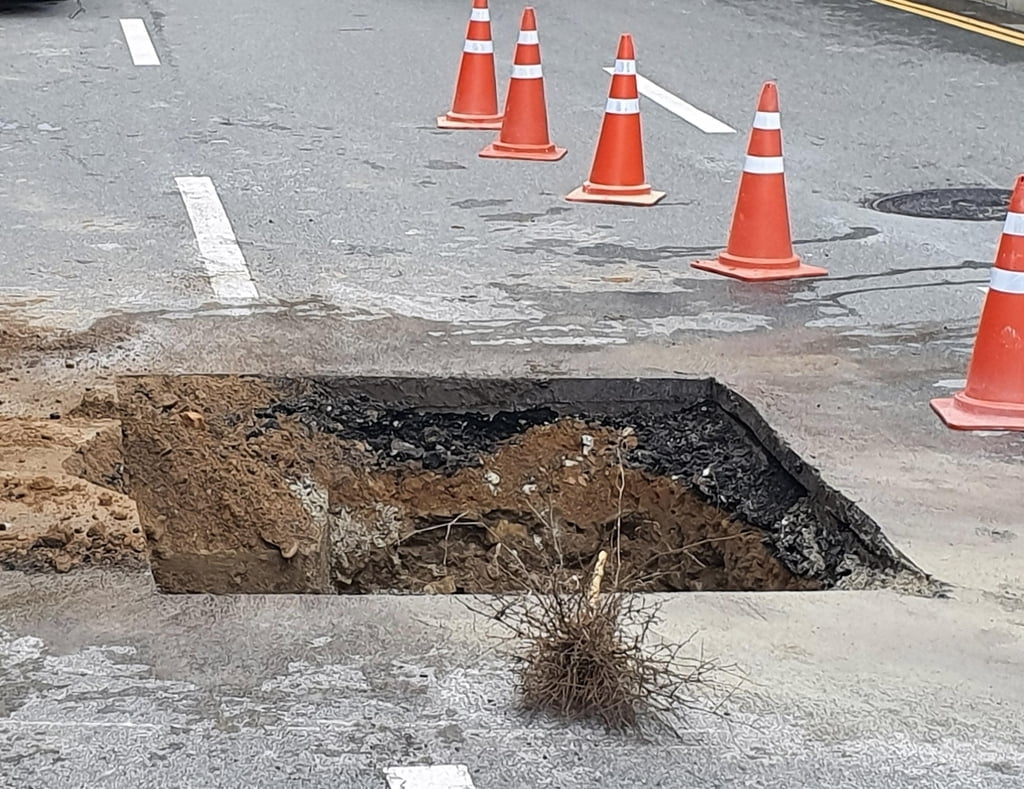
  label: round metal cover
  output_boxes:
[866,188,1011,221]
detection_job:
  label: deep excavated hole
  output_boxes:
[94,375,925,595]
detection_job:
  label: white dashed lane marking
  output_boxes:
[602,67,735,134]
[175,176,260,303]
[384,764,476,789]
[119,19,161,66]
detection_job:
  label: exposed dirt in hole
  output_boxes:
[322,419,809,593]
[106,375,926,595]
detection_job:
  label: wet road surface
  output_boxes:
[1,0,1021,346]
[2,0,1024,787]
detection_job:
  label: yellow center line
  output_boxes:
[870,0,1024,47]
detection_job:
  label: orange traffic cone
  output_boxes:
[438,0,503,130]
[692,81,827,282]
[479,7,566,162]
[566,34,664,206]
[931,175,1024,431]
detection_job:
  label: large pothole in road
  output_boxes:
[93,375,927,596]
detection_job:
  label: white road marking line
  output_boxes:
[119,19,161,66]
[3,720,163,731]
[470,336,628,346]
[602,67,735,134]
[384,764,476,789]
[174,176,260,302]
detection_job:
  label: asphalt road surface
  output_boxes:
[2,0,1024,787]
[3,0,1022,339]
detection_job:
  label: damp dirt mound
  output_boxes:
[0,474,147,573]
[101,375,928,596]
[0,315,134,360]
[0,420,147,574]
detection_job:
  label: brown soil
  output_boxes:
[0,419,147,573]
[115,375,816,595]
[68,387,121,421]
[3,370,921,596]
[0,314,133,358]
[117,376,336,593]
[326,419,810,593]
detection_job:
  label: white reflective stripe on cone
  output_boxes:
[613,58,636,74]
[1004,210,1024,237]
[464,39,494,54]
[606,97,640,114]
[743,155,785,175]
[470,8,490,22]
[989,267,1024,294]
[518,30,539,44]
[511,64,542,79]
[752,111,781,130]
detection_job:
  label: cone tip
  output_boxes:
[1011,174,1024,212]
[521,7,537,29]
[616,33,635,60]
[757,81,779,112]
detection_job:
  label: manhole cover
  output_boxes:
[867,188,1011,221]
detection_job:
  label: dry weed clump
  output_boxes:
[469,550,739,736]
